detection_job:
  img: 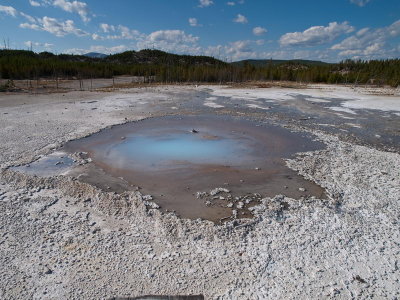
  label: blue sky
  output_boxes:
[0,0,399,62]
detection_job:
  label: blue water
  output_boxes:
[13,153,74,176]
[103,131,250,170]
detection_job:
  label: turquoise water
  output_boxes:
[104,131,250,170]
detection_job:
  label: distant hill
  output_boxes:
[0,49,225,66]
[84,52,108,59]
[232,59,330,67]
[105,49,226,66]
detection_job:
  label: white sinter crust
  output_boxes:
[0,84,399,299]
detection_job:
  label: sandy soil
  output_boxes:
[0,83,399,299]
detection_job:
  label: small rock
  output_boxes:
[298,187,306,192]
[144,201,160,209]
[142,195,153,201]
[232,210,238,218]
[196,192,207,199]
[210,187,230,196]
[237,202,244,209]
[92,228,101,234]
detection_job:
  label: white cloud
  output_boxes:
[26,1,91,22]
[89,27,201,55]
[356,27,369,36]
[0,5,37,23]
[20,16,88,37]
[20,12,36,23]
[228,0,245,4]
[136,30,201,55]
[331,20,400,59]
[24,41,53,50]
[105,26,141,40]
[53,0,90,22]
[202,45,338,62]
[204,40,258,61]
[280,22,354,47]
[189,18,201,27]
[65,45,128,55]
[92,33,103,41]
[20,23,41,31]
[388,20,400,36]
[29,0,41,7]
[117,25,141,39]
[198,0,213,7]
[93,24,143,41]
[255,39,265,45]
[148,30,199,44]
[100,23,115,33]
[350,0,371,7]
[253,26,267,36]
[227,40,252,54]
[0,5,18,17]
[24,41,37,47]
[234,14,248,24]
[226,0,244,6]
[337,44,387,58]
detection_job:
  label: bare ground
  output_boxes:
[0,83,399,299]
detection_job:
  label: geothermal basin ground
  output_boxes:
[37,114,326,222]
[0,81,399,299]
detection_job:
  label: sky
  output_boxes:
[0,0,399,62]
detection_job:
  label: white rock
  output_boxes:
[210,187,230,196]
[142,195,153,201]
[237,202,244,209]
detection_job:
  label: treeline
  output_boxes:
[0,49,399,87]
